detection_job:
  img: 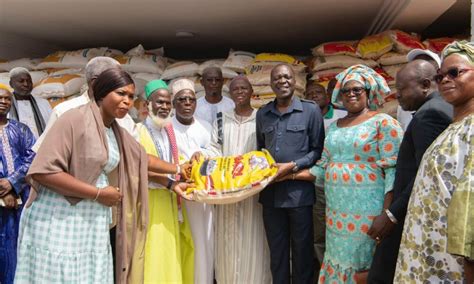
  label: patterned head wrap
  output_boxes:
[0,83,12,93]
[144,79,168,100]
[332,64,390,110]
[441,40,474,63]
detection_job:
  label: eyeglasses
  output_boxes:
[176,96,196,103]
[340,87,367,96]
[434,67,474,84]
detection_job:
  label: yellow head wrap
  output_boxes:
[0,83,12,93]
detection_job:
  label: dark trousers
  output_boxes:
[313,185,326,277]
[263,206,314,284]
[367,221,404,284]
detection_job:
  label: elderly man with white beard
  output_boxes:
[137,79,194,284]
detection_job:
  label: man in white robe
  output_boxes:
[170,78,213,284]
[206,75,272,284]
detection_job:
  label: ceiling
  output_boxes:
[0,0,469,60]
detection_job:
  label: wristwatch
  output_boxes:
[166,178,174,191]
[291,162,299,173]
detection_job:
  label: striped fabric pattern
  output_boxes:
[208,110,272,284]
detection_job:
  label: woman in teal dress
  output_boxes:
[290,65,403,283]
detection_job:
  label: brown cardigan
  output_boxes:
[26,102,149,284]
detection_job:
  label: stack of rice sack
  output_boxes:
[32,72,86,108]
[162,60,200,96]
[0,34,462,111]
[309,30,433,118]
[29,47,112,107]
[246,53,307,108]
[223,50,256,74]
[376,31,426,87]
[309,41,377,90]
[422,37,459,54]
[377,33,461,117]
[115,44,167,99]
[0,58,40,72]
[372,31,425,117]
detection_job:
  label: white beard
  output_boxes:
[148,104,172,129]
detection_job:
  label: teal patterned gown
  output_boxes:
[310,113,402,283]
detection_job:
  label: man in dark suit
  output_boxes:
[256,64,325,284]
[367,59,453,283]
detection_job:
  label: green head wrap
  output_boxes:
[441,40,474,63]
[144,79,168,100]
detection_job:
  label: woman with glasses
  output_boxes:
[288,65,403,283]
[394,41,474,283]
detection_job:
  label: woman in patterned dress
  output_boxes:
[394,41,474,283]
[14,68,191,284]
[289,65,403,283]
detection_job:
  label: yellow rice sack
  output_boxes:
[357,32,393,59]
[254,53,298,64]
[187,149,278,204]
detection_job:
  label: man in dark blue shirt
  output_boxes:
[256,64,325,284]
